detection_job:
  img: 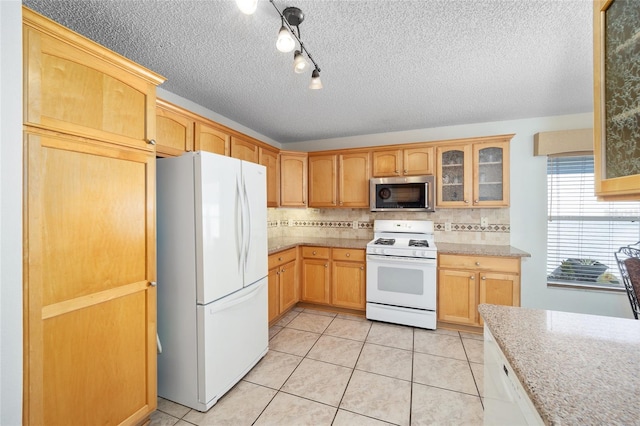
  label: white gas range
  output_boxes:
[366,220,437,329]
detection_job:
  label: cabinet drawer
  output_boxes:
[439,254,520,274]
[269,248,297,269]
[332,248,365,262]
[302,246,330,259]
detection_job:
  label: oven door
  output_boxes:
[366,254,436,310]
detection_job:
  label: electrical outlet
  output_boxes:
[481,217,488,228]
[445,222,451,232]
[352,220,359,229]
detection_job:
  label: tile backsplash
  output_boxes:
[268,208,510,245]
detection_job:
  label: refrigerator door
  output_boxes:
[240,160,268,287]
[197,152,244,304]
[196,278,268,409]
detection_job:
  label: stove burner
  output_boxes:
[374,238,396,246]
[409,239,430,247]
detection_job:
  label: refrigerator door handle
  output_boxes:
[242,177,252,273]
[235,176,243,274]
[208,281,263,313]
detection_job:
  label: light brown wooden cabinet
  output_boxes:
[156,100,195,157]
[268,248,298,322]
[194,120,230,156]
[260,147,280,208]
[280,151,308,207]
[308,151,370,208]
[231,135,259,163]
[23,7,164,425]
[300,247,331,304]
[436,138,511,208]
[372,146,434,177]
[331,249,366,310]
[438,254,520,328]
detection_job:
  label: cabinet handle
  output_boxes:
[481,276,486,280]
[475,262,480,266]
[346,253,350,257]
[313,250,317,255]
[147,139,156,145]
[149,281,157,287]
[470,275,475,280]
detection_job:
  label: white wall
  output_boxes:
[286,113,631,319]
[1,1,24,424]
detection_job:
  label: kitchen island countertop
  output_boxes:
[479,304,640,425]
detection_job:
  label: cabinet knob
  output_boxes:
[149,281,157,287]
[360,266,364,270]
[346,253,350,257]
[278,257,282,261]
[481,276,486,280]
[276,271,279,275]
[147,139,156,145]
[475,262,480,266]
[404,169,408,174]
[395,170,399,174]
[339,201,343,205]
[325,264,328,268]
[281,268,285,272]
[470,275,475,280]
[464,200,469,204]
[313,250,317,255]
[474,199,479,204]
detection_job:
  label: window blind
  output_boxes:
[547,155,640,288]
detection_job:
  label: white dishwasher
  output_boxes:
[484,326,544,426]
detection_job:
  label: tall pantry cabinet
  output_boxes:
[22,8,165,426]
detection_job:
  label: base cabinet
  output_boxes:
[438,254,520,327]
[268,248,298,322]
[301,247,331,304]
[331,249,366,310]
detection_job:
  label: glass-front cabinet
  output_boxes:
[437,145,472,207]
[436,139,510,208]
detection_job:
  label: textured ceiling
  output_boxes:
[22,0,593,144]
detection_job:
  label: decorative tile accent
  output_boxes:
[290,220,353,228]
[434,222,510,233]
[358,221,374,229]
[267,220,279,228]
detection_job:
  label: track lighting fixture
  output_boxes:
[235,0,257,15]
[236,0,322,89]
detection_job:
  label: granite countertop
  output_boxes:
[478,304,640,425]
[268,237,369,254]
[436,242,530,257]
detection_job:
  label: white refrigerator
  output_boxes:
[156,151,268,412]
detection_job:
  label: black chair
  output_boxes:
[615,244,640,319]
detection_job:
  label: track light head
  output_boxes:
[293,50,309,74]
[309,69,323,90]
[276,25,295,52]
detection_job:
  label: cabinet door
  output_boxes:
[331,260,366,310]
[308,154,338,207]
[279,260,298,313]
[403,147,434,175]
[436,145,473,207]
[156,103,194,157]
[260,147,280,208]
[372,149,402,177]
[268,267,279,323]
[24,131,157,425]
[479,272,520,308]
[280,152,308,207]
[23,16,162,150]
[301,258,330,304]
[194,121,230,156]
[231,136,259,163]
[473,141,509,207]
[437,269,477,325]
[339,152,370,207]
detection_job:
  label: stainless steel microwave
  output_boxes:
[370,176,436,212]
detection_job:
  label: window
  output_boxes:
[547,155,640,288]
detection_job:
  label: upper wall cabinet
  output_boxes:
[308,151,370,208]
[372,146,433,177]
[436,136,512,208]
[280,151,308,207]
[260,147,280,208]
[231,136,259,163]
[24,12,161,151]
[593,0,640,199]
[194,120,230,156]
[156,100,195,157]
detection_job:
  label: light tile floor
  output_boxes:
[151,307,485,426]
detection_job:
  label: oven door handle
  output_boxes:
[366,254,437,265]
